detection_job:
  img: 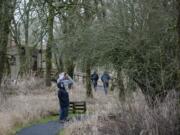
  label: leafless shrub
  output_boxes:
[0,77,58,135]
[63,90,180,135]
[1,76,47,95]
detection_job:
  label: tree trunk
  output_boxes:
[85,63,93,98]
[176,0,180,92]
[46,1,54,86]
[24,17,30,73]
[54,54,64,73]
[0,0,16,86]
[117,70,125,101]
[24,0,33,73]
[59,56,64,73]
[11,16,26,77]
[65,59,75,79]
[24,4,30,72]
[54,53,64,76]
[18,47,27,77]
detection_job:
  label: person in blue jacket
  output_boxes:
[91,71,99,91]
[57,81,69,122]
[101,71,111,95]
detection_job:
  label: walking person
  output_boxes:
[101,71,111,95]
[91,71,99,91]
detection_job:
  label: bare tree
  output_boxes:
[176,0,180,92]
[46,0,54,86]
[0,0,17,86]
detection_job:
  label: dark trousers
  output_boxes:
[92,80,98,90]
[60,106,69,120]
[103,81,109,95]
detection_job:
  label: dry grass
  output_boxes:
[0,77,179,135]
[62,84,120,135]
[63,87,180,135]
[0,77,59,135]
[1,76,47,95]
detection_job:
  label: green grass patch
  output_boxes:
[58,129,64,135]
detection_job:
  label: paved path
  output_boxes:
[16,114,90,135]
[16,120,63,135]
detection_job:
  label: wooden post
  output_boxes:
[84,101,86,113]
[72,102,76,114]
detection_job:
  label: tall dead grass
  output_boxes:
[0,77,58,135]
[1,76,47,95]
[0,77,179,135]
[63,88,180,135]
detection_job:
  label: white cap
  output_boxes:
[57,72,65,83]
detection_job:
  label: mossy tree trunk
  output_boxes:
[18,47,27,77]
[24,0,32,74]
[176,0,180,92]
[54,54,64,74]
[0,0,16,86]
[85,63,93,98]
[65,59,75,79]
[58,56,64,73]
[46,1,54,86]
[11,16,26,77]
[117,70,125,101]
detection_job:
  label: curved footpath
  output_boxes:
[16,115,89,135]
[16,120,63,135]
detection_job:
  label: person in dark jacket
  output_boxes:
[57,81,69,122]
[101,71,111,95]
[91,71,99,91]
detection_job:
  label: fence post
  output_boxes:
[73,102,76,114]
